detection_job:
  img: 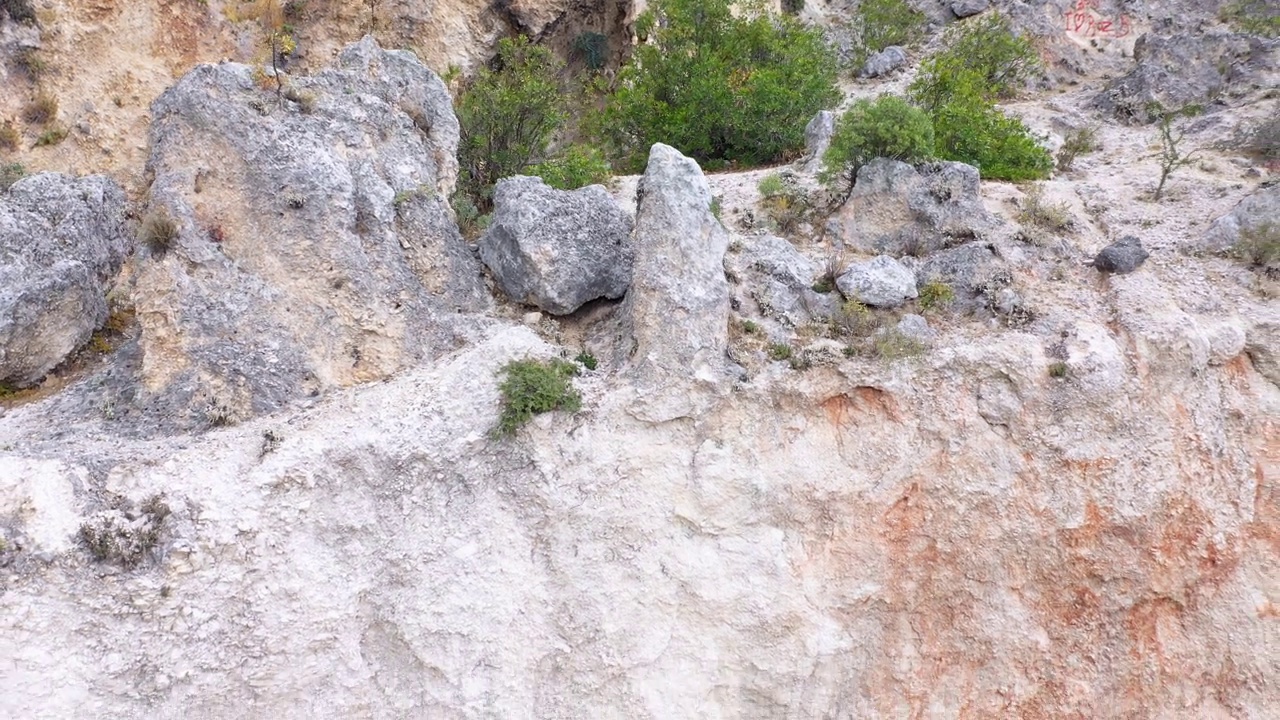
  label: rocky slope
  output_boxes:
[2,1,1280,719]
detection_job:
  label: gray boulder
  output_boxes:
[726,233,836,327]
[826,159,1001,256]
[895,313,935,344]
[951,0,990,17]
[859,46,907,78]
[1202,183,1280,256]
[0,174,130,387]
[623,144,731,422]
[836,255,918,308]
[1246,320,1280,388]
[1095,30,1276,124]
[479,176,633,315]
[802,110,837,173]
[1089,236,1149,274]
[917,242,1012,313]
[135,37,487,428]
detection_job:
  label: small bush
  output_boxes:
[830,300,884,339]
[852,0,927,68]
[1017,184,1073,232]
[139,208,179,257]
[1048,361,1069,378]
[13,47,45,80]
[79,495,170,569]
[740,319,761,334]
[821,94,934,194]
[0,162,24,192]
[528,145,612,190]
[917,279,954,311]
[599,0,839,170]
[451,192,491,239]
[767,342,794,361]
[910,12,1040,113]
[457,36,566,210]
[931,92,1053,181]
[1056,125,1100,171]
[1231,223,1280,268]
[21,91,57,125]
[1152,105,1202,201]
[571,31,610,70]
[34,124,67,147]
[0,120,17,150]
[1220,0,1280,37]
[574,351,598,370]
[757,173,786,198]
[494,358,582,436]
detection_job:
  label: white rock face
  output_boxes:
[622,144,731,422]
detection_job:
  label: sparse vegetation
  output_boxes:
[873,328,926,361]
[0,162,24,191]
[0,120,18,151]
[820,94,935,196]
[916,279,955,312]
[710,195,723,221]
[1048,361,1069,378]
[830,300,884,339]
[13,47,46,81]
[260,428,284,457]
[34,124,67,147]
[1231,223,1280,269]
[79,495,170,569]
[849,0,927,69]
[494,358,582,437]
[1017,184,1074,234]
[529,144,612,190]
[1056,125,1100,171]
[1151,105,1204,201]
[1220,0,1280,37]
[757,173,786,199]
[767,342,794,361]
[139,208,180,257]
[575,351,598,370]
[571,31,610,70]
[456,36,566,211]
[598,0,839,170]
[21,91,57,125]
[740,319,761,335]
[283,85,317,113]
[756,172,811,234]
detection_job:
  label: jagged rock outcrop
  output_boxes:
[623,144,730,422]
[0,173,129,387]
[726,233,835,328]
[836,255,918,308]
[1095,29,1278,123]
[951,0,990,18]
[802,110,836,173]
[134,37,487,428]
[1202,182,1280,254]
[916,241,1013,312]
[826,159,1001,256]
[479,176,634,315]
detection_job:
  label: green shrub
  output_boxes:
[574,351,598,370]
[916,279,954,311]
[1220,0,1280,37]
[599,0,839,170]
[456,36,566,210]
[528,144,612,190]
[873,328,926,361]
[34,124,67,147]
[494,358,582,436]
[757,173,786,198]
[820,94,934,193]
[767,342,794,361]
[909,11,1040,113]
[1048,361,1068,378]
[931,91,1053,181]
[571,31,610,70]
[852,0,927,68]
[756,172,811,234]
[0,162,23,192]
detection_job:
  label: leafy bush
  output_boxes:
[767,342,794,361]
[1057,125,1099,171]
[574,351,598,370]
[909,11,1040,113]
[456,36,566,209]
[820,94,934,193]
[528,144,612,190]
[494,358,582,436]
[851,0,927,68]
[599,0,839,170]
[571,31,610,70]
[1220,0,1280,37]
[916,279,954,311]
[931,91,1053,181]
[757,173,786,198]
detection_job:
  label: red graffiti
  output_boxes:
[1064,0,1132,38]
